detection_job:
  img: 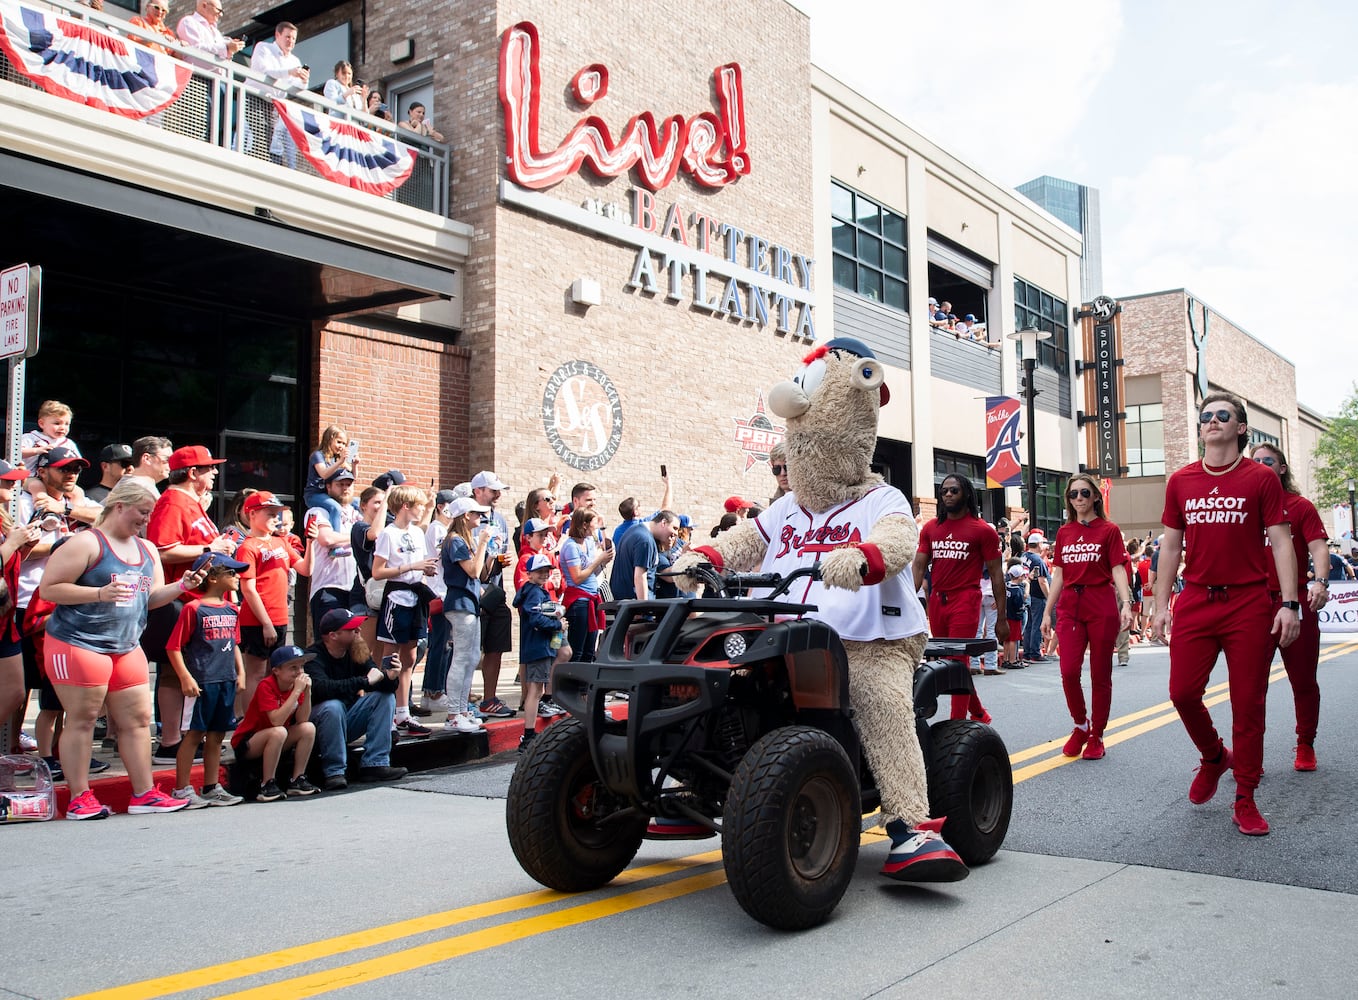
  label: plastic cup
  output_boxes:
[112,572,138,607]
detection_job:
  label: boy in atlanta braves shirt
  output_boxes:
[1151,392,1299,836]
[912,474,1008,723]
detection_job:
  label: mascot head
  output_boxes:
[767,338,888,511]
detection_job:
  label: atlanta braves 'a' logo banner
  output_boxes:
[274,99,415,196]
[0,0,191,117]
[985,395,1023,488]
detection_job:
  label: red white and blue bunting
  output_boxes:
[0,0,190,117]
[274,99,416,196]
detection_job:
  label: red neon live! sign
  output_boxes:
[499,21,750,192]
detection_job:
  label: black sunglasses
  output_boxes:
[940,486,962,495]
[770,465,786,475]
[1067,488,1094,499]
[1199,408,1234,424]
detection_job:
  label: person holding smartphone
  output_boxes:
[303,426,358,532]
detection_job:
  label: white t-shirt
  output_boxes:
[425,519,449,600]
[307,504,360,593]
[15,491,68,608]
[752,486,928,642]
[374,522,429,607]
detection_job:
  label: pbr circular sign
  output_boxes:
[542,361,624,472]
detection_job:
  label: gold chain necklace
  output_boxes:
[1201,454,1244,477]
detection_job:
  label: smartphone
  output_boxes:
[301,64,310,71]
[347,439,359,462]
[660,464,667,478]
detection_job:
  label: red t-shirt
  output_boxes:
[1136,558,1151,590]
[918,514,1000,594]
[230,673,301,749]
[236,535,301,627]
[1265,491,1327,592]
[1052,518,1128,587]
[513,548,564,599]
[1161,458,1287,587]
[147,488,221,583]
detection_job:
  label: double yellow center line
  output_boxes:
[75,639,1358,999]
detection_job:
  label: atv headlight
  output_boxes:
[723,633,748,659]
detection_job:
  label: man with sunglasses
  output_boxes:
[1152,392,1299,836]
[1248,442,1330,773]
[912,474,1009,723]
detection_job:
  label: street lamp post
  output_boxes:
[1007,325,1052,530]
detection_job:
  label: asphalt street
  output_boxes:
[2,637,1356,1000]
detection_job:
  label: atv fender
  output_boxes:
[729,619,851,712]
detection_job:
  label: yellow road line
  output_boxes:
[77,640,1358,999]
[210,871,731,1000]
[69,852,721,1000]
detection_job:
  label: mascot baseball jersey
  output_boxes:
[753,486,928,642]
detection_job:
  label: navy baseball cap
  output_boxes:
[269,645,316,670]
[37,447,89,471]
[191,551,249,574]
[319,608,366,633]
[326,467,356,484]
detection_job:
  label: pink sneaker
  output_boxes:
[127,787,189,815]
[66,789,111,821]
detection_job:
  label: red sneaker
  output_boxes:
[1062,726,1089,757]
[1232,796,1269,836]
[1188,745,1233,805]
[1082,735,1105,760]
[1294,743,1316,772]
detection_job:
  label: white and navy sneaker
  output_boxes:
[881,817,969,882]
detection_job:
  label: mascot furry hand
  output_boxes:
[671,337,968,884]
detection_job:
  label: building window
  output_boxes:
[832,181,907,312]
[1033,469,1068,541]
[1125,403,1165,477]
[1013,277,1069,371]
[1248,428,1280,449]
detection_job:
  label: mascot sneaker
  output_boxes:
[881,817,969,883]
[1188,744,1233,804]
[644,817,716,840]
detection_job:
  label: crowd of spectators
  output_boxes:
[928,296,994,348]
[2,402,794,817]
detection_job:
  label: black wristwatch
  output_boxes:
[1281,600,1301,612]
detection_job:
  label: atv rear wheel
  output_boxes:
[722,726,860,930]
[506,718,647,891]
[926,719,1012,865]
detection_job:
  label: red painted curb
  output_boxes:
[55,764,228,818]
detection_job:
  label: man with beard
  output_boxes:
[912,474,1009,723]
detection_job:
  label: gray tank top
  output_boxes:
[46,530,156,654]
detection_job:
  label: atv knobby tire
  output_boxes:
[926,719,1012,865]
[506,718,646,891]
[722,726,860,930]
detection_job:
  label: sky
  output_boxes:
[788,0,1357,416]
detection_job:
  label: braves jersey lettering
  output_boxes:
[753,486,927,643]
[775,523,863,559]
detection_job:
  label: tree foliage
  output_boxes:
[1312,383,1358,507]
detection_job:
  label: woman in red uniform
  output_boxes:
[1248,442,1330,771]
[1041,472,1132,761]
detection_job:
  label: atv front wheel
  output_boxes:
[926,719,1012,865]
[722,726,860,930]
[506,718,647,891]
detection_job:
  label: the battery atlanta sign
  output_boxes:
[499,21,749,192]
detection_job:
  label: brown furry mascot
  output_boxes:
[672,338,967,882]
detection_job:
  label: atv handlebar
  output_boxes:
[668,562,823,600]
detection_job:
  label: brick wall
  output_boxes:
[313,322,471,492]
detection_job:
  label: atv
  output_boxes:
[505,564,1013,930]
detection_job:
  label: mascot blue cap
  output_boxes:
[821,337,877,360]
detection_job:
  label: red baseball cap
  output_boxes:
[0,459,27,482]
[242,491,285,515]
[724,496,754,513]
[168,445,227,471]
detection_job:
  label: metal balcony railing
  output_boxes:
[0,0,451,216]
